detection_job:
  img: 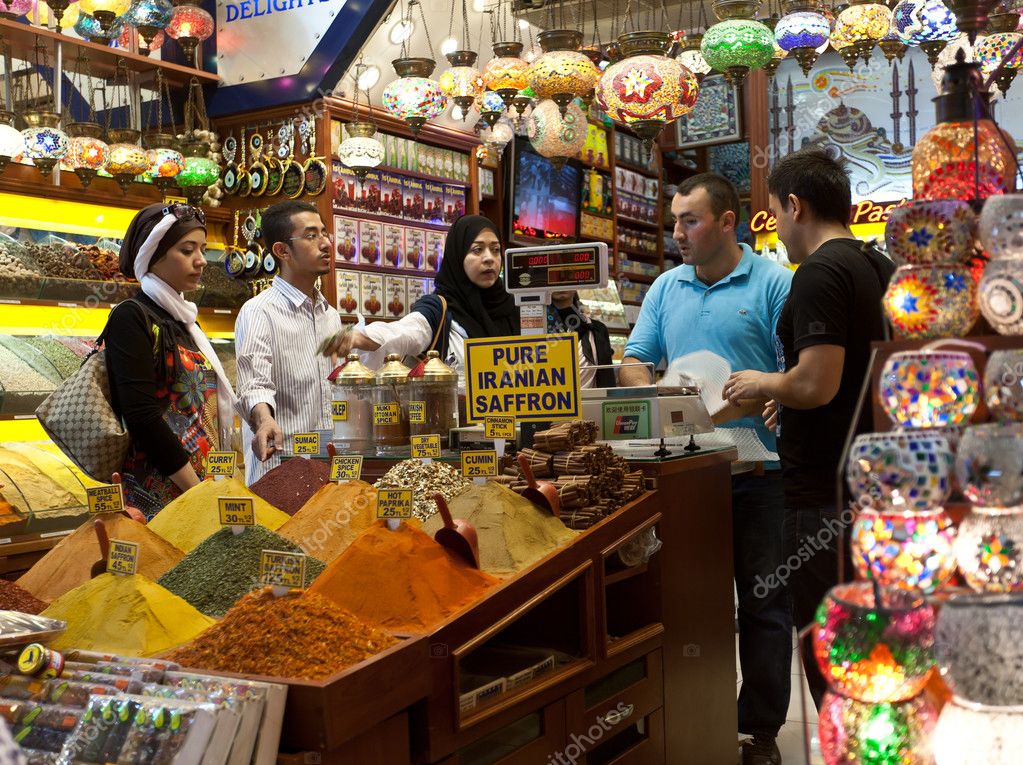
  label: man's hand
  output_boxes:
[712,397,767,425]
[250,403,283,462]
[321,329,379,358]
[763,399,778,429]
[724,370,767,405]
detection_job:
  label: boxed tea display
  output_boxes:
[385,275,408,318]
[334,216,359,264]
[360,272,384,317]
[336,270,361,316]
[383,224,404,269]
[359,221,382,266]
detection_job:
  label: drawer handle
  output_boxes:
[602,704,635,726]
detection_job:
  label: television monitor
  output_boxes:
[509,138,580,242]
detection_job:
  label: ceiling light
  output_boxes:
[356,65,380,90]
[389,19,414,45]
[440,36,458,56]
[518,19,529,30]
[472,0,485,13]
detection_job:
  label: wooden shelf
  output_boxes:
[605,562,650,586]
[0,19,219,88]
[334,260,437,278]
[615,161,659,179]
[580,209,614,221]
[616,246,659,260]
[370,163,471,188]
[618,272,656,285]
[616,216,660,230]
[578,158,612,172]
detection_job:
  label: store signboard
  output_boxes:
[330,455,363,482]
[750,199,907,234]
[465,334,580,424]
[107,540,139,576]
[87,484,124,515]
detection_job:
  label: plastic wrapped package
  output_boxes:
[0,343,57,414]
[0,337,63,385]
[0,701,83,754]
[616,525,663,567]
[0,448,84,517]
[19,338,85,380]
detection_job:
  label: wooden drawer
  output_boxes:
[444,699,566,765]
[585,707,664,765]
[566,650,663,742]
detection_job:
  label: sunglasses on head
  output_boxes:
[162,203,206,226]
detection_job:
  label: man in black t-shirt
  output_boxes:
[723,150,894,708]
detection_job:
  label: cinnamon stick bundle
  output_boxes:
[518,447,554,478]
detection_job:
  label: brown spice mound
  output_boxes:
[0,578,48,613]
[249,458,331,516]
[167,588,397,680]
[276,480,378,561]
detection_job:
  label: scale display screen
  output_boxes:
[504,243,608,291]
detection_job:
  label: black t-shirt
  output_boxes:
[777,238,895,507]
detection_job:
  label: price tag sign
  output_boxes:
[259,550,307,589]
[408,401,426,424]
[330,455,363,482]
[218,497,255,527]
[373,403,400,425]
[377,488,413,519]
[461,450,498,478]
[292,432,320,455]
[205,451,237,476]
[87,484,125,515]
[331,400,348,422]
[484,416,516,441]
[410,434,441,459]
[107,540,139,576]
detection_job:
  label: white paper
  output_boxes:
[616,427,778,463]
[661,351,732,416]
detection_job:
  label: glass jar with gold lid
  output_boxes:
[409,351,459,443]
[373,354,411,455]
[332,353,375,453]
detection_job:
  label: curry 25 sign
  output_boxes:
[223,0,333,23]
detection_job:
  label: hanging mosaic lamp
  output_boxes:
[143,131,184,194]
[0,0,34,19]
[104,128,149,192]
[383,57,448,135]
[66,122,108,188]
[21,110,69,177]
[166,3,214,66]
[944,0,1003,42]
[510,86,534,120]
[337,122,384,181]
[879,29,910,62]
[476,89,506,128]
[75,11,125,43]
[177,138,219,206]
[39,0,79,30]
[892,0,960,65]
[974,11,1023,95]
[701,0,777,85]
[758,15,787,79]
[78,0,129,30]
[835,0,894,64]
[526,29,601,117]
[124,0,173,51]
[118,25,165,56]
[439,50,485,118]
[819,691,938,765]
[0,112,24,174]
[775,1,832,75]
[527,98,586,168]
[482,41,529,106]
[677,33,713,81]
[595,31,700,149]
[578,45,605,109]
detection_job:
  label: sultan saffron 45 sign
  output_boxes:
[465,334,579,423]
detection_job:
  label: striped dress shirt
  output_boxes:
[235,276,342,485]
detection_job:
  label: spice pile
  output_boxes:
[148,478,291,552]
[18,515,184,603]
[79,244,121,280]
[0,244,39,297]
[20,337,82,379]
[42,573,216,657]
[374,460,471,522]
[0,344,57,395]
[167,588,397,680]
[494,421,647,530]
[249,458,330,516]
[422,482,577,575]
[0,578,48,613]
[0,447,79,515]
[309,521,498,633]
[158,526,325,617]
[277,480,378,561]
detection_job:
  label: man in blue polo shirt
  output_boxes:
[620,174,792,765]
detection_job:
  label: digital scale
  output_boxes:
[503,243,714,456]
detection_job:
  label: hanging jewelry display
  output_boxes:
[220,128,240,194]
[224,211,246,279]
[302,117,328,197]
[248,124,268,196]
[281,119,305,199]
[241,209,264,279]
[264,122,285,196]
[177,76,221,206]
[236,124,251,197]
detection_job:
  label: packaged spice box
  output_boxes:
[334,215,359,264]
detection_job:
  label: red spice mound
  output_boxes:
[0,578,48,614]
[249,458,330,516]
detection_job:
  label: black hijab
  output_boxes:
[434,215,519,338]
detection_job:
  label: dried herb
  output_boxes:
[374,460,470,522]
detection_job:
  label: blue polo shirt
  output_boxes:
[624,245,793,452]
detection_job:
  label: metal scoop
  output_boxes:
[517,453,561,517]
[433,493,479,568]
[89,517,110,578]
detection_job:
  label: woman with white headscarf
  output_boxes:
[105,202,237,518]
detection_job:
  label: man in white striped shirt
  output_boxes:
[235,201,342,485]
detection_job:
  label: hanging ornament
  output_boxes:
[176,77,220,206]
[337,63,384,181]
[63,52,108,189]
[439,50,485,118]
[944,0,1002,43]
[892,0,960,65]
[974,11,1023,94]
[677,34,713,80]
[510,86,534,119]
[74,11,125,43]
[775,1,832,75]
[144,132,183,194]
[124,0,173,50]
[879,30,910,62]
[527,98,586,168]
[526,29,601,117]
[78,0,130,31]
[166,3,214,67]
[834,0,894,64]
[0,112,24,175]
[118,25,165,56]
[0,0,36,19]
[383,58,448,135]
[20,43,68,177]
[595,31,700,150]
[105,129,148,192]
[702,0,777,85]
[476,89,506,128]
[483,41,530,106]
[39,0,80,31]
[819,691,939,765]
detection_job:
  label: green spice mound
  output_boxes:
[158,526,325,617]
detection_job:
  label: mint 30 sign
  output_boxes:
[224,0,332,23]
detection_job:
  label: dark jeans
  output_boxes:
[783,503,856,710]
[732,471,792,739]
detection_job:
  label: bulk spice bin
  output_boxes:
[409,351,459,442]
[372,354,412,455]
[330,353,375,453]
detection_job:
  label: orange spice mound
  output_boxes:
[308,521,499,633]
[166,588,397,681]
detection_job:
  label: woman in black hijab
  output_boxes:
[339,215,519,369]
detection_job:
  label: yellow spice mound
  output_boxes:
[148,478,291,552]
[43,573,216,658]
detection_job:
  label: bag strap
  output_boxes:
[427,296,447,353]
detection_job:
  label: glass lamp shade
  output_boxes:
[979,194,1023,260]
[851,509,957,593]
[985,349,1023,422]
[337,122,384,181]
[527,99,586,166]
[880,31,910,63]
[836,3,894,43]
[36,0,80,28]
[677,34,712,78]
[526,29,601,114]
[701,19,776,83]
[143,133,184,181]
[884,199,977,265]
[912,120,1018,200]
[846,431,954,512]
[482,42,529,103]
[124,0,173,31]
[595,32,699,142]
[21,112,69,177]
[0,0,36,18]
[0,114,24,162]
[955,506,1023,593]
[975,31,1023,76]
[439,51,484,115]
[177,141,219,205]
[104,128,149,191]
[882,264,979,340]
[479,117,515,147]
[879,350,979,428]
[74,11,125,42]
[775,10,831,73]
[955,423,1023,506]
[819,690,938,765]
[383,58,448,134]
[892,0,959,46]
[813,581,936,703]
[475,89,507,126]
[78,0,129,28]
[932,696,1023,764]
[166,3,212,40]
[980,260,1023,335]
[119,25,165,54]
[65,122,108,188]
[934,593,1023,706]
